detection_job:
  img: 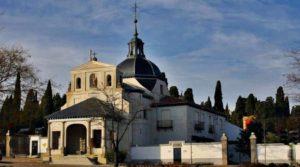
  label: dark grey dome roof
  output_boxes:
[117,57,161,78]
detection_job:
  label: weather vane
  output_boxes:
[89,49,97,61]
[133,1,139,37]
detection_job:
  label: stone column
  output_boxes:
[289,143,296,167]
[98,119,107,164]
[5,130,10,158]
[47,122,52,162]
[221,133,228,165]
[87,120,91,155]
[61,121,65,156]
[250,132,257,164]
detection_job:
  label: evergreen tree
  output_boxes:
[275,86,287,118]
[284,96,290,117]
[4,96,14,131]
[200,101,205,107]
[53,93,65,112]
[255,97,276,132]
[61,94,66,106]
[230,96,246,127]
[22,89,39,133]
[169,86,179,98]
[183,88,194,103]
[13,72,21,111]
[265,97,276,118]
[204,96,212,109]
[291,105,300,116]
[12,72,22,130]
[37,80,54,128]
[245,94,256,116]
[214,80,224,113]
[0,96,10,132]
[225,104,230,119]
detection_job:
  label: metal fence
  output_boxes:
[10,134,29,156]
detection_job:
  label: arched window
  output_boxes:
[76,78,81,89]
[106,75,112,86]
[89,73,97,88]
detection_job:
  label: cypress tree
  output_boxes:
[7,96,14,130]
[37,80,54,128]
[275,86,286,118]
[225,104,230,119]
[22,89,39,133]
[169,86,179,98]
[265,97,275,118]
[53,93,64,112]
[204,96,212,109]
[214,80,224,113]
[284,96,290,117]
[0,96,10,131]
[230,96,246,127]
[13,72,21,112]
[61,94,66,106]
[12,72,21,130]
[183,88,194,103]
[245,94,256,116]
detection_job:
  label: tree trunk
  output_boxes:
[114,146,119,167]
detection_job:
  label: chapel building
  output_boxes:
[45,12,240,164]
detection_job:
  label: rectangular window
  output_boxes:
[93,130,102,148]
[157,109,172,130]
[143,110,147,119]
[160,84,163,95]
[52,131,60,149]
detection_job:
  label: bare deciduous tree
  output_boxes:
[0,46,42,101]
[286,49,300,101]
[95,86,147,167]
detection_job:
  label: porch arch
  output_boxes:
[66,124,87,154]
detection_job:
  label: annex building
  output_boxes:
[44,13,241,164]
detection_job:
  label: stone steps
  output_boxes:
[51,155,96,165]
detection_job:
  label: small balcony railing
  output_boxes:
[157,120,173,130]
[194,122,205,131]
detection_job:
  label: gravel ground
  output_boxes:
[0,157,112,167]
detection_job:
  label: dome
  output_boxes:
[117,57,164,91]
[117,57,161,78]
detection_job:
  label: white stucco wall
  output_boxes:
[152,106,188,144]
[29,136,48,156]
[257,143,290,164]
[130,146,161,161]
[130,141,223,165]
[187,106,226,142]
[295,144,300,163]
[40,137,48,153]
[181,142,223,164]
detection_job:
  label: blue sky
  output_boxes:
[1,0,300,110]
